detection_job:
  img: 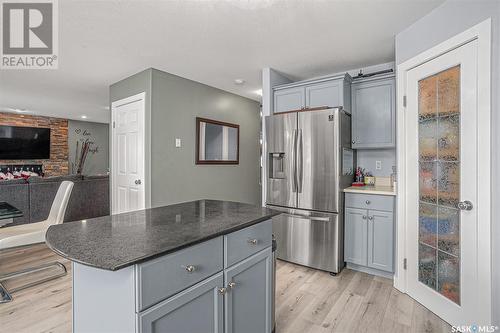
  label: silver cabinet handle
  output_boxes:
[182,265,196,273]
[368,216,373,220]
[218,287,227,295]
[247,239,258,245]
[365,200,371,204]
[135,179,142,185]
[362,215,367,220]
[352,140,355,144]
[457,201,473,211]
[228,282,236,289]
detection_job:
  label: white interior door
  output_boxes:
[111,93,145,214]
[404,39,487,326]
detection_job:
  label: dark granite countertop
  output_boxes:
[46,200,280,271]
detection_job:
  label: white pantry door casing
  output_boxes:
[396,19,491,327]
[111,92,146,214]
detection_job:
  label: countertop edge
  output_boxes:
[343,187,396,196]
[46,211,281,271]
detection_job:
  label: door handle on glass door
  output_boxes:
[457,201,473,211]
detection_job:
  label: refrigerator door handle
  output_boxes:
[292,129,298,192]
[297,129,303,193]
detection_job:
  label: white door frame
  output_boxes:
[395,18,491,320]
[110,92,147,214]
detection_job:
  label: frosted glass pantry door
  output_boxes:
[404,40,480,326]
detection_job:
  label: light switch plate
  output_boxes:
[376,160,382,170]
[175,138,181,148]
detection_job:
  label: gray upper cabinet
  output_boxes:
[306,80,341,109]
[273,74,352,114]
[224,248,272,333]
[273,86,305,113]
[351,75,395,148]
[138,273,224,333]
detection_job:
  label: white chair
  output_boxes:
[0,181,74,303]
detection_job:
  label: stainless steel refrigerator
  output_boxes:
[266,107,352,273]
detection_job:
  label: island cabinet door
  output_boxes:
[224,247,272,333]
[138,273,224,333]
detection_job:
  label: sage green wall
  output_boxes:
[150,69,261,206]
[110,68,261,208]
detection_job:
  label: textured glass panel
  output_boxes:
[418,66,461,304]
[438,66,460,117]
[438,207,460,256]
[438,115,460,161]
[438,251,460,304]
[419,162,437,204]
[419,243,437,289]
[419,203,437,247]
[418,75,437,120]
[437,162,460,207]
[419,118,437,161]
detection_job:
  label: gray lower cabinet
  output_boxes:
[367,210,394,272]
[344,193,394,274]
[72,220,273,333]
[138,273,224,333]
[351,75,395,148]
[224,248,273,333]
[344,207,368,266]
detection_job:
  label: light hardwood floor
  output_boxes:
[0,244,451,333]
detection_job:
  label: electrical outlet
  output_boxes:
[175,138,181,148]
[376,160,382,170]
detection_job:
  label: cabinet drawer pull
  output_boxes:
[218,287,227,295]
[182,265,196,273]
[362,215,367,220]
[365,200,371,205]
[228,282,236,289]
[247,239,258,245]
[368,216,373,220]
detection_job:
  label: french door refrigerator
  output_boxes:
[266,107,352,273]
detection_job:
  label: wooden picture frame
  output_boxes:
[195,117,239,165]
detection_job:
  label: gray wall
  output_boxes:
[110,68,261,208]
[395,0,500,325]
[356,149,395,177]
[68,120,109,175]
[150,69,261,206]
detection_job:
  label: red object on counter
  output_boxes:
[351,182,365,187]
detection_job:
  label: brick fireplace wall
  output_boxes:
[0,112,69,176]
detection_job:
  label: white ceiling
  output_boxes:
[0,0,444,124]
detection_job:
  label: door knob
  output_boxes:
[135,179,141,185]
[457,201,473,211]
[182,265,196,273]
[228,282,236,289]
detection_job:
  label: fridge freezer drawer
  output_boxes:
[269,206,343,273]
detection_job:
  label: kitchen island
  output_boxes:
[46,199,280,333]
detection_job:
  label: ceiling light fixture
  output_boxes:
[234,79,245,85]
[254,89,263,96]
[81,115,88,119]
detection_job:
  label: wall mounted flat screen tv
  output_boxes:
[0,125,51,160]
